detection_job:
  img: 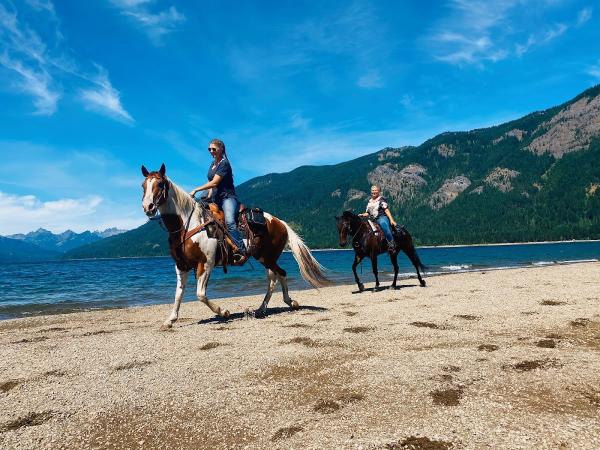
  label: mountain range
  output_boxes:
[8,84,600,260]
[0,228,126,263]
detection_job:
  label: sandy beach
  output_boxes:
[1,262,599,449]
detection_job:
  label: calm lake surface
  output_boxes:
[1,241,599,320]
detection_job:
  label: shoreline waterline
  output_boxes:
[2,241,599,321]
[1,259,599,323]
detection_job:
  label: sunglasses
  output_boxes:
[208,147,219,152]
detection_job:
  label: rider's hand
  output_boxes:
[189,190,197,198]
[390,220,397,227]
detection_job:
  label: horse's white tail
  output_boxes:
[280,220,331,289]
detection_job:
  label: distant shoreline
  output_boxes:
[54,238,600,261]
[316,238,600,251]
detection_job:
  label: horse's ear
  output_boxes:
[141,165,149,177]
[159,163,166,176]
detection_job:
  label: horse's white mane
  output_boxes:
[167,178,197,218]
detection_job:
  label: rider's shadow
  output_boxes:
[195,305,329,324]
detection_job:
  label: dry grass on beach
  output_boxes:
[1,263,599,449]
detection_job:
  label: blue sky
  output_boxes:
[0,0,599,234]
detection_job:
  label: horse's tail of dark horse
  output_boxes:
[400,227,426,271]
[281,220,332,288]
[411,248,426,272]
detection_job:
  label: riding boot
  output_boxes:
[387,240,396,254]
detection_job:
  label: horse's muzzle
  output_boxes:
[144,205,158,217]
[339,241,347,248]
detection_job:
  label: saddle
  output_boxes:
[198,201,269,271]
[362,217,405,252]
[364,219,387,250]
[196,201,245,271]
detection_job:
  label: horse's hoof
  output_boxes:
[358,284,364,292]
[160,323,173,331]
[291,300,300,310]
[221,309,230,319]
[420,280,427,287]
[255,308,267,318]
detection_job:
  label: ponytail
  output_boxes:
[209,138,233,176]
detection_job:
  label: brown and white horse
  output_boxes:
[141,164,330,328]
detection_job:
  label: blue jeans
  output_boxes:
[377,216,394,242]
[218,196,246,252]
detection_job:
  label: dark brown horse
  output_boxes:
[335,211,426,291]
[141,164,330,328]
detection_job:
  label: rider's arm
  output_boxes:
[384,207,397,226]
[189,174,222,197]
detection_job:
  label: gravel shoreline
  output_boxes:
[1,262,599,449]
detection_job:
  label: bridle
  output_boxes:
[340,215,366,245]
[151,178,170,209]
[143,175,170,216]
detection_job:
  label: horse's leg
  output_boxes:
[371,253,380,290]
[196,262,230,319]
[352,253,364,292]
[390,252,399,289]
[402,243,426,287]
[161,266,189,330]
[256,268,278,318]
[275,265,300,310]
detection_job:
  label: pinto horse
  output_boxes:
[335,211,426,291]
[141,164,330,328]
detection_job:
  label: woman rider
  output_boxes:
[359,185,397,252]
[189,139,247,264]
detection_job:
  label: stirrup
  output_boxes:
[232,253,248,266]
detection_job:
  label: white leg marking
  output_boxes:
[258,269,278,314]
[278,273,292,305]
[163,266,189,328]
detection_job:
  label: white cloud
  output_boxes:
[79,67,134,124]
[576,7,593,26]
[0,141,150,234]
[428,0,575,66]
[586,61,600,80]
[0,3,61,114]
[357,71,383,89]
[0,190,146,234]
[0,2,132,123]
[290,113,311,130]
[0,53,60,115]
[25,0,57,17]
[110,0,185,43]
[0,191,103,234]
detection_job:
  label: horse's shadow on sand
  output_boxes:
[351,283,420,294]
[195,305,329,325]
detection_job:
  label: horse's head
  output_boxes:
[141,163,170,217]
[335,210,356,247]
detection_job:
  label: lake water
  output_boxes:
[1,241,599,320]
